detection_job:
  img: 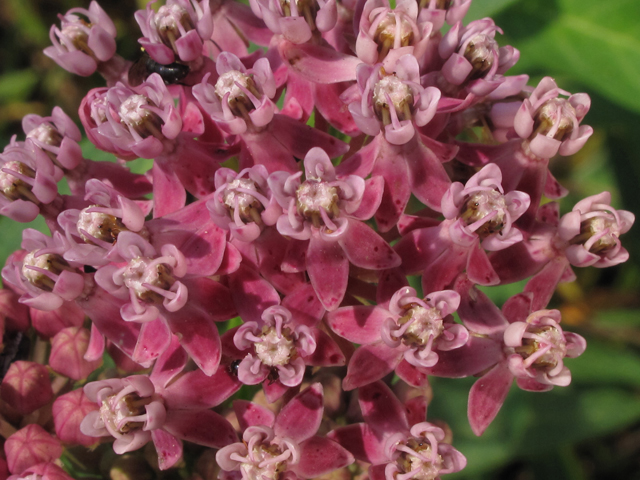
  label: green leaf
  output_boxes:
[496,0,640,113]
[569,338,640,387]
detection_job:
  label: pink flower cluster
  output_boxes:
[0,0,634,478]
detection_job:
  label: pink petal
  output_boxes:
[339,219,401,270]
[149,335,189,389]
[132,318,172,367]
[293,436,354,477]
[466,242,500,286]
[152,430,183,471]
[468,362,513,436]
[307,235,349,311]
[163,367,241,410]
[163,410,237,448]
[304,328,346,366]
[282,282,325,327]
[275,383,323,442]
[325,305,390,344]
[229,264,280,324]
[358,381,409,435]
[395,359,429,388]
[328,423,389,464]
[423,336,503,378]
[454,276,509,336]
[233,400,276,431]
[343,343,402,391]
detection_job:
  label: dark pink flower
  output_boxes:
[269,147,400,310]
[52,389,100,447]
[327,287,467,390]
[4,425,62,475]
[1,361,53,415]
[217,384,354,480]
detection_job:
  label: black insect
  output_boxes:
[228,359,241,376]
[128,51,190,87]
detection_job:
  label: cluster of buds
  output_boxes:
[0,0,634,479]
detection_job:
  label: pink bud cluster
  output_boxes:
[0,0,634,478]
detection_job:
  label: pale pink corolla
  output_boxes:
[79,74,182,160]
[0,140,62,223]
[234,305,316,387]
[95,232,188,323]
[355,0,433,68]
[207,165,281,242]
[1,230,85,311]
[557,191,634,268]
[504,309,586,388]
[441,163,530,251]
[135,0,213,64]
[436,17,523,98]
[58,179,149,267]
[44,1,117,76]
[192,53,276,135]
[348,55,440,145]
[22,107,83,170]
[250,0,337,43]
[514,76,593,159]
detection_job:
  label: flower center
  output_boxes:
[100,392,153,435]
[396,305,444,347]
[240,443,288,480]
[463,33,497,80]
[459,190,507,237]
[373,75,414,126]
[155,4,196,54]
[119,95,164,139]
[532,98,576,142]
[395,437,444,480]
[27,123,64,147]
[0,160,37,203]
[514,325,566,371]
[223,178,265,223]
[296,179,340,228]
[215,70,260,117]
[122,257,176,304]
[373,13,415,62]
[254,326,297,367]
[22,253,71,291]
[78,206,128,245]
[570,214,620,254]
[59,23,93,56]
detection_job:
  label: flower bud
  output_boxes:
[52,389,100,447]
[50,327,103,380]
[1,361,53,415]
[4,425,62,475]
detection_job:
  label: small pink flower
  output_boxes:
[135,0,213,64]
[44,1,117,76]
[514,76,593,158]
[234,305,316,387]
[504,309,586,387]
[557,191,635,268]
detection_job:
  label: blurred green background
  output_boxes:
[0,0,639,479]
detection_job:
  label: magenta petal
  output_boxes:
[307,235,349,311]
[405,137,452,211]
[466,242,500,286]
[455,276,509,336]
[163,367,241,410]
[262,379,292,403]
[404,395,428,426]
[153,162,186,218]
[163,410,237,448]
[230,265,280,323]
[292,436,354,477]
[351,176,384,220]
[85,323,105,362]
[274,383,323,443]
[132,318,171,367]
[304,329,346,366]
[149,336,189,389]
[358,381,409,435]
[326,305,390,344]
[424,336,503,378]
[152,429,183,471]
[395,359,429,388]
[233,400,276,431]
[468,362,513,436]
[524,257,570,311]
[280,41,360,83]
[501,293,533,324]
[164,306,221,376]
[343,343,402,391]
[328,423,389,465]
[281,283,325,327]
[183,277,236,322]
[339,219,401,270]
[373,141,411,232]
[270,114,349,159]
